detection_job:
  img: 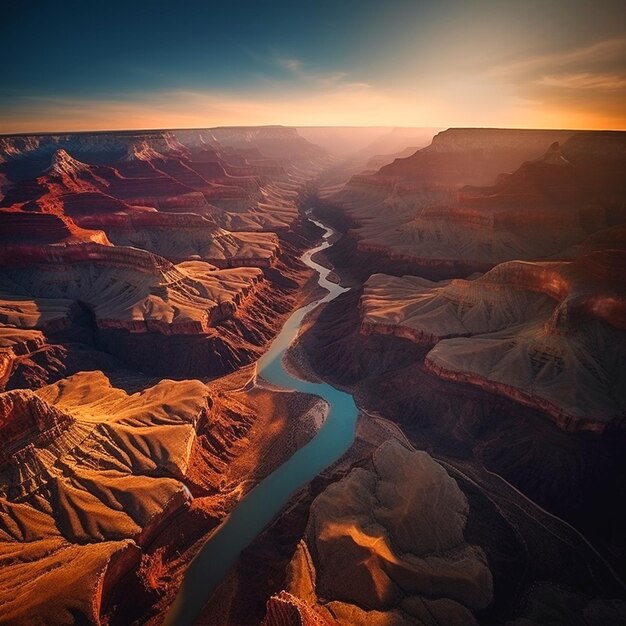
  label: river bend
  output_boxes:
[163,217,358,625]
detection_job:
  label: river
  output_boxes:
[162,217,358,625]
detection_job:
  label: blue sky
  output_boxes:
[1,0,625,132]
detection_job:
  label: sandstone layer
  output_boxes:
[0,371,210,624]
[76,212,280,266]
[3,124,625,626]
[0,244,263,334]
[295,279,626,579]
[0,127,327,382]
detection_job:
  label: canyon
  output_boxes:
[0,126,334,624]
[1,126,625,625]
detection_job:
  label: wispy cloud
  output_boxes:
[538,72,626,90]
[0,86,417,133]
[488,38,626,79]
[276,56,370,90]
[2,36,625,134]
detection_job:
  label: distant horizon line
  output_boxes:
[2,124,625,138]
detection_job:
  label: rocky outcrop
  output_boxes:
[360,272,553,345]
[46,148,98,179]
[263,591,334,626]
[0,292,120,392]
[60,190,145,216]
[0,148,201,216]
[266,439,492,625]
[365,144,422,172]
[560,131,626,221]
[0,131,188,161]
[0,327,47,357]
[0,371,215,623]
[0,210,110,246]
[0,367,320,625]
[1,132,321,237]
[0,240,295,379]
[0,127,323,177]
[0,538,141,626]
[201,126,325,160]
[297,285,626,575]
[0,219,316,379]
[0,389,75,460]
[359,252,626,431]
[379,128,574,185]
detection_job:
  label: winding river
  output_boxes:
[163,217,358,625]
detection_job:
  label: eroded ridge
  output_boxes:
[0,371,212,623]
[0,243,263,334]
[360,250,626,431]
[265,439,492,626]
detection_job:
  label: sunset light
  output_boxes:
[1,2,625,625]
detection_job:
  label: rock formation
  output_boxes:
[378,128,574,184]
[0,371,211,623]
[77,211,281,266]
[0,244,263,333]
[265,439,493,625]
[0,210,110,246]
[0,369,327,625]
[0,127,326,230]
[3,125,625,626]
[359,250,626,431]
[0,127,328,381]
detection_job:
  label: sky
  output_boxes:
[1,0,625,133]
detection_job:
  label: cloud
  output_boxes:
[276,56,370,90]
[538,72,626,90]
[489,38,626,79]
[1,39,624,134]
[0,86,416,133]
[482,37,626,127]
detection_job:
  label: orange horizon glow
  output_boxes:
[1,88,624,135]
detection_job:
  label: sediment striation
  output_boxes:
[3,124,625,625]
[0,369,327,625]
[75,212,281,266]
[0,243,264,333]
[0,126,327,382]
[0,240,312,379]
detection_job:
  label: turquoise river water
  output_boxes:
[163,217,358,625]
